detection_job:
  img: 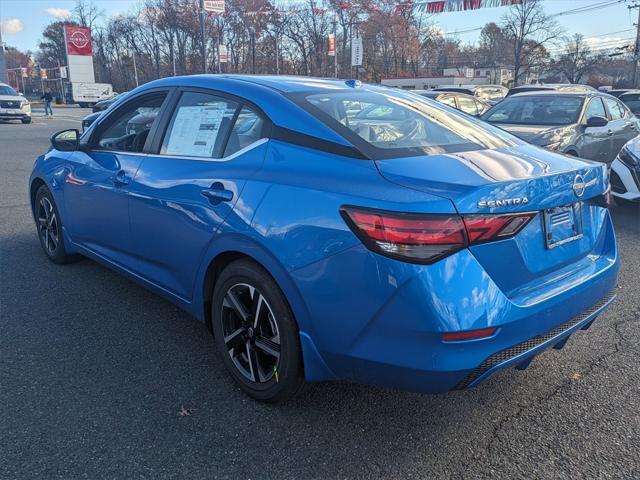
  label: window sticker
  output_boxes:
[165,105,227,157]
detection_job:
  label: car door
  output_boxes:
[127,89,269,300]
[603,96,636,162]
[578,97,610,163]
[63,90,170,265]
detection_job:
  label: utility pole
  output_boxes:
[132,51,139,87]
[252,31,256,74]
[631,2,640,88]
[199,0,207,73]
[0,29,7,84]
[332,17,338,78]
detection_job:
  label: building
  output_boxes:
[381,66,514,90]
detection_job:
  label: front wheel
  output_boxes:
[211,259,304,402]
[21,117,31,124]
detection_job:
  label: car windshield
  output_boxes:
[482,95,584,126]
[0,85,19,96]
[296,88,520,158]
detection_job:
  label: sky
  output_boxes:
[0,0,635,55]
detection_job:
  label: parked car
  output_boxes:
[610,136,640,202]
[81,111,101,131]
[481,90,639,163]
[606,89,632,98]
[507,84,595,97]
[0,82,31,124]
[92,91,128,113]
[431,84,508,104]
[412,90,491,116]
[618,90,640,116]
[30,76,618,402]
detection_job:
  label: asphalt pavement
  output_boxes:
[1,108,639,479]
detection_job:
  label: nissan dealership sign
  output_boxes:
[64,25,95,83]
[66,27,93,56]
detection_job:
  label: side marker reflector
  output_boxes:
[442,327,497,342]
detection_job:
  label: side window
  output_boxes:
[161,92,238,158]
[457,96,479,116]
[439,95,457,108]
[584,98,606,120]
[94,93,166,152]
[603,97,623,120]
[223,107,266,157]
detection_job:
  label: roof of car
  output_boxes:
[619,90,640,96]
[508,90,600,98]
[145,74,371,94]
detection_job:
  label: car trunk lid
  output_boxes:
[374,144,612,300]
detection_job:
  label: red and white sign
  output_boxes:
[328,34,336,56]
[21,67,28,78]
[40,68,48,79]
[219,45,228,63]
[204,0,225,14]
[65,26,93,56]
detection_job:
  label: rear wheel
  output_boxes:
[211,259,304,402]
[34,185,79,264]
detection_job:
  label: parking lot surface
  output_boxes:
[1,110,639,479]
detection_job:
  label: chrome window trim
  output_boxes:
[143,137,268,163]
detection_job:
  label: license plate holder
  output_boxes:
[543,203,583,249]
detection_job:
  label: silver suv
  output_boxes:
[0,82,31,124]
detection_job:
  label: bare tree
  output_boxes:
[73,0,104,30]
[501,0,561,85]
[551,34,600,84]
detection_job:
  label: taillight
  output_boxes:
[463,213,534,244]
[341,206,535,264]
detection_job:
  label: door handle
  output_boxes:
[201,182,233,204]
[607,129,613,136]
[112,170,131,186]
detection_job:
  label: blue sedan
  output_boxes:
[30,75,619,402]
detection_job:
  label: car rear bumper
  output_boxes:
[454,289,616,389]
[293,210,619,393]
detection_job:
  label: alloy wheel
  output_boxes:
[37,197,59,255]
[220,283,281,384]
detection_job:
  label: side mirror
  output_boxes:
[51,129,80,151]
[585,116,608,128]
[19,92,25,97]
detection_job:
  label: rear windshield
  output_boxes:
[621,94,640,109]
[294,88,520,159]
[476,87,506,102]
[482,95,584,126]
[0,85,18,96]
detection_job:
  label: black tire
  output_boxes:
[34,185,80,264]
[21,117,31,124]
[211,259,304,403]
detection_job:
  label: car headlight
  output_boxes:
[20,99,30,109]
[618,146,640,168]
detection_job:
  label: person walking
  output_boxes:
[40,89,53,117]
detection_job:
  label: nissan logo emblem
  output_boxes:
[573,174,585,197]
[70,31,89,49]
